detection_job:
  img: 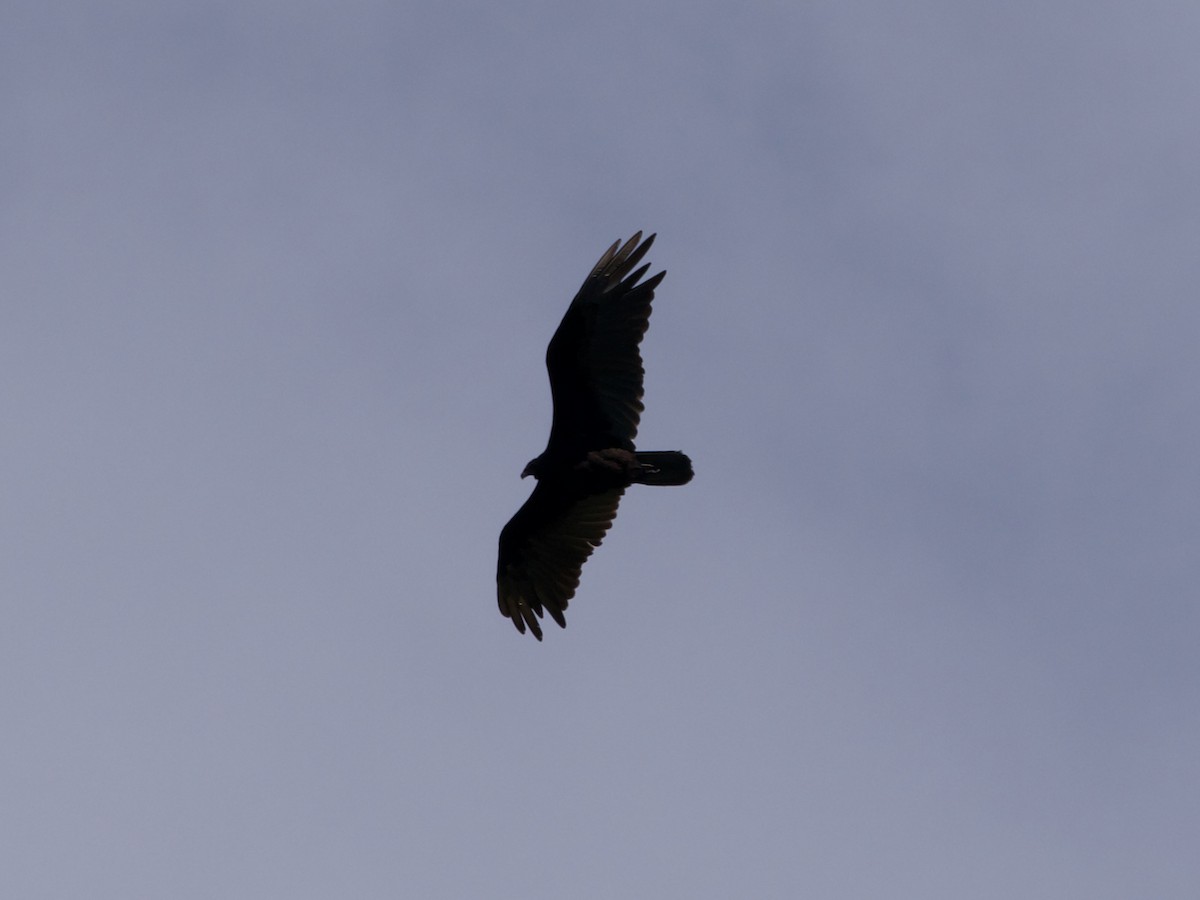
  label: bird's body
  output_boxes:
[496,232,692,640]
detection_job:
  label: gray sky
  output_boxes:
[3,1,1198,897]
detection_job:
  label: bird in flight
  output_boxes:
[497,232,693,640]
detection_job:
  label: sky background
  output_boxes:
[3,1,1198,897]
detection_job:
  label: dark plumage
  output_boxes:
[497,232,693,640]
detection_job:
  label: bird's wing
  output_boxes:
[543,232,665,454]
[496,481,625,640]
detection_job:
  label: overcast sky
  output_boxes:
[3,2,1198,897]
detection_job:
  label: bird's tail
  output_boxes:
[632,451,694,486]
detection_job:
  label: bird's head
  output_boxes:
[521,456,544,479]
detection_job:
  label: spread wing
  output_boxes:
[497,481,625,640]
[543,232,665,456]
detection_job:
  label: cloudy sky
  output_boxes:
[3,1,1198,897]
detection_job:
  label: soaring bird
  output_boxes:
[497,232,693,640]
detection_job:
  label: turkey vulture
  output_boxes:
[497,232,693,640]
